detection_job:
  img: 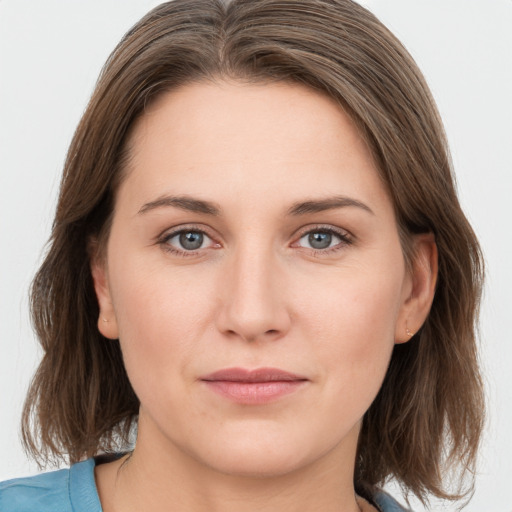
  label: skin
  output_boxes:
[92,80,437,512]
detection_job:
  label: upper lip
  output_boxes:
[201,367,308,382]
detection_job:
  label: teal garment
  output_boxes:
[0,459,101,512]
[0,457,410,512]
[374,492,412,512]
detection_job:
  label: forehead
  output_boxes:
[130,79,366,162]
[119,80,390,217]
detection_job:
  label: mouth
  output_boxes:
[200,367,309,405]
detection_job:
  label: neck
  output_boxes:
[96,416,363,512]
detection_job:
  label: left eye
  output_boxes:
[166,230,211,251]
[298,230,344,250]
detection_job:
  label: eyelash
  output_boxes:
[157,225,218,258]
[157,225,353,258]
[294,225,353,256]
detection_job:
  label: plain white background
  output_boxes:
[0,1,511,510]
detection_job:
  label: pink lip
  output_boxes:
[200,367,308,404]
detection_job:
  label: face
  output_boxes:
[93,80,434,478]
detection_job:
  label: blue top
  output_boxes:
[0,457,410,511]
[0,458,100,512]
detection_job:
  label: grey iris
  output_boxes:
[309,232,332,249]
[180,231,203,250]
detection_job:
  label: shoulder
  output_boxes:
[0,466,72,512]
[373,489,413,512]
[0,458,101,512]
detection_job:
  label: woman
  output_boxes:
[0,0,484,511]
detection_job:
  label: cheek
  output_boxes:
[301,262,404,395]
[106,253,216,399]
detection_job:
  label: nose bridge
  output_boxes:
[218,237,290,342]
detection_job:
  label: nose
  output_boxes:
[215,244,291,343]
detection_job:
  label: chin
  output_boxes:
[188,425,337,479]
[204,449,311,479]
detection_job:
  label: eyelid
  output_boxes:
[292,224,353,241]
[291,224,354,253]
[156,224,221,256]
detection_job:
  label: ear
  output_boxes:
[89,241,119,340]
[395,233,438,344]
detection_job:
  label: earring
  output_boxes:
[102,318,109,323]
[405,325,414,338]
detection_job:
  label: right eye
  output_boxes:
[160,228,217,256]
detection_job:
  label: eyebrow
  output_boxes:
[138,195,221,216]
[138,194,374,217]
[287,196,374,216]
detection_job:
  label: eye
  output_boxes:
[160,228,216,254]
[296,227,352,252]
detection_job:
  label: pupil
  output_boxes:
[179,231,203,250]
[309,232,331,249]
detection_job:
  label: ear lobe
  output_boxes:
[395,233,438,344]
[90,244,119,340]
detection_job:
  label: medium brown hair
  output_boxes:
[23,0,484,505]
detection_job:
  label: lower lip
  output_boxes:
[202,380,307,404]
